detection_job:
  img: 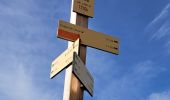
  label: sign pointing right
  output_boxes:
[57,20,119,55]
[73,52,94,96]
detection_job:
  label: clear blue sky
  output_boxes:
[0,0,170,100]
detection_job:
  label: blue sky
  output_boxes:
[0,0,170,100]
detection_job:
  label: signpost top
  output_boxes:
[73,0,94,17]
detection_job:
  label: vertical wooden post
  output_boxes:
[63,0,88,100]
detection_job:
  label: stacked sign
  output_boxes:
[50,0,119,98]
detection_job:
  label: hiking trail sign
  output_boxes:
[50,0,119,100]
[57,20,119,54]
[50,39,80,79]
[73,52,94,96]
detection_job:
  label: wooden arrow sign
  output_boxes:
[72,52,94,96]
[57,20,119,55]
[50,39,80,79]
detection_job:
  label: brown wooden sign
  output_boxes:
[57,20,119,55]
[73,0,94,17]
[50,39,80,79]
[72,52,94,96]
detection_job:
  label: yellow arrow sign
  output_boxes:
[50,39,80,79]
[73,52,94,96]
[57,20,119,55]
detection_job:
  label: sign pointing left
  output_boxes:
[50,39,80,79]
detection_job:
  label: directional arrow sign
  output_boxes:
[72,52,94,96]
[57,20,119,55]
[50,39,80,79]
[73,0,94,17]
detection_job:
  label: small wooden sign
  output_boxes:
[50,39,80,79]
[72,52,94,96]
[57,20,119,55]
[73,0,94,17]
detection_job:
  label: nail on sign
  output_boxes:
[73,52,94,96]
[50,39,80,79]
[57,20,119,55]
[73,0,94,17]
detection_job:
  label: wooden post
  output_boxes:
[63,0,88,100]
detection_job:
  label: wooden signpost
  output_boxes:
[50,0,119,100]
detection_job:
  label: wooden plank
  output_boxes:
[50,39,80,79]
[73,52,94,96]
[57,20,119,55]
[73,0,94,17]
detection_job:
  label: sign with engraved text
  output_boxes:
[57,20,119,55]
[50,39,80,79]
[73,0,94,17]
[72,52,94,96]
